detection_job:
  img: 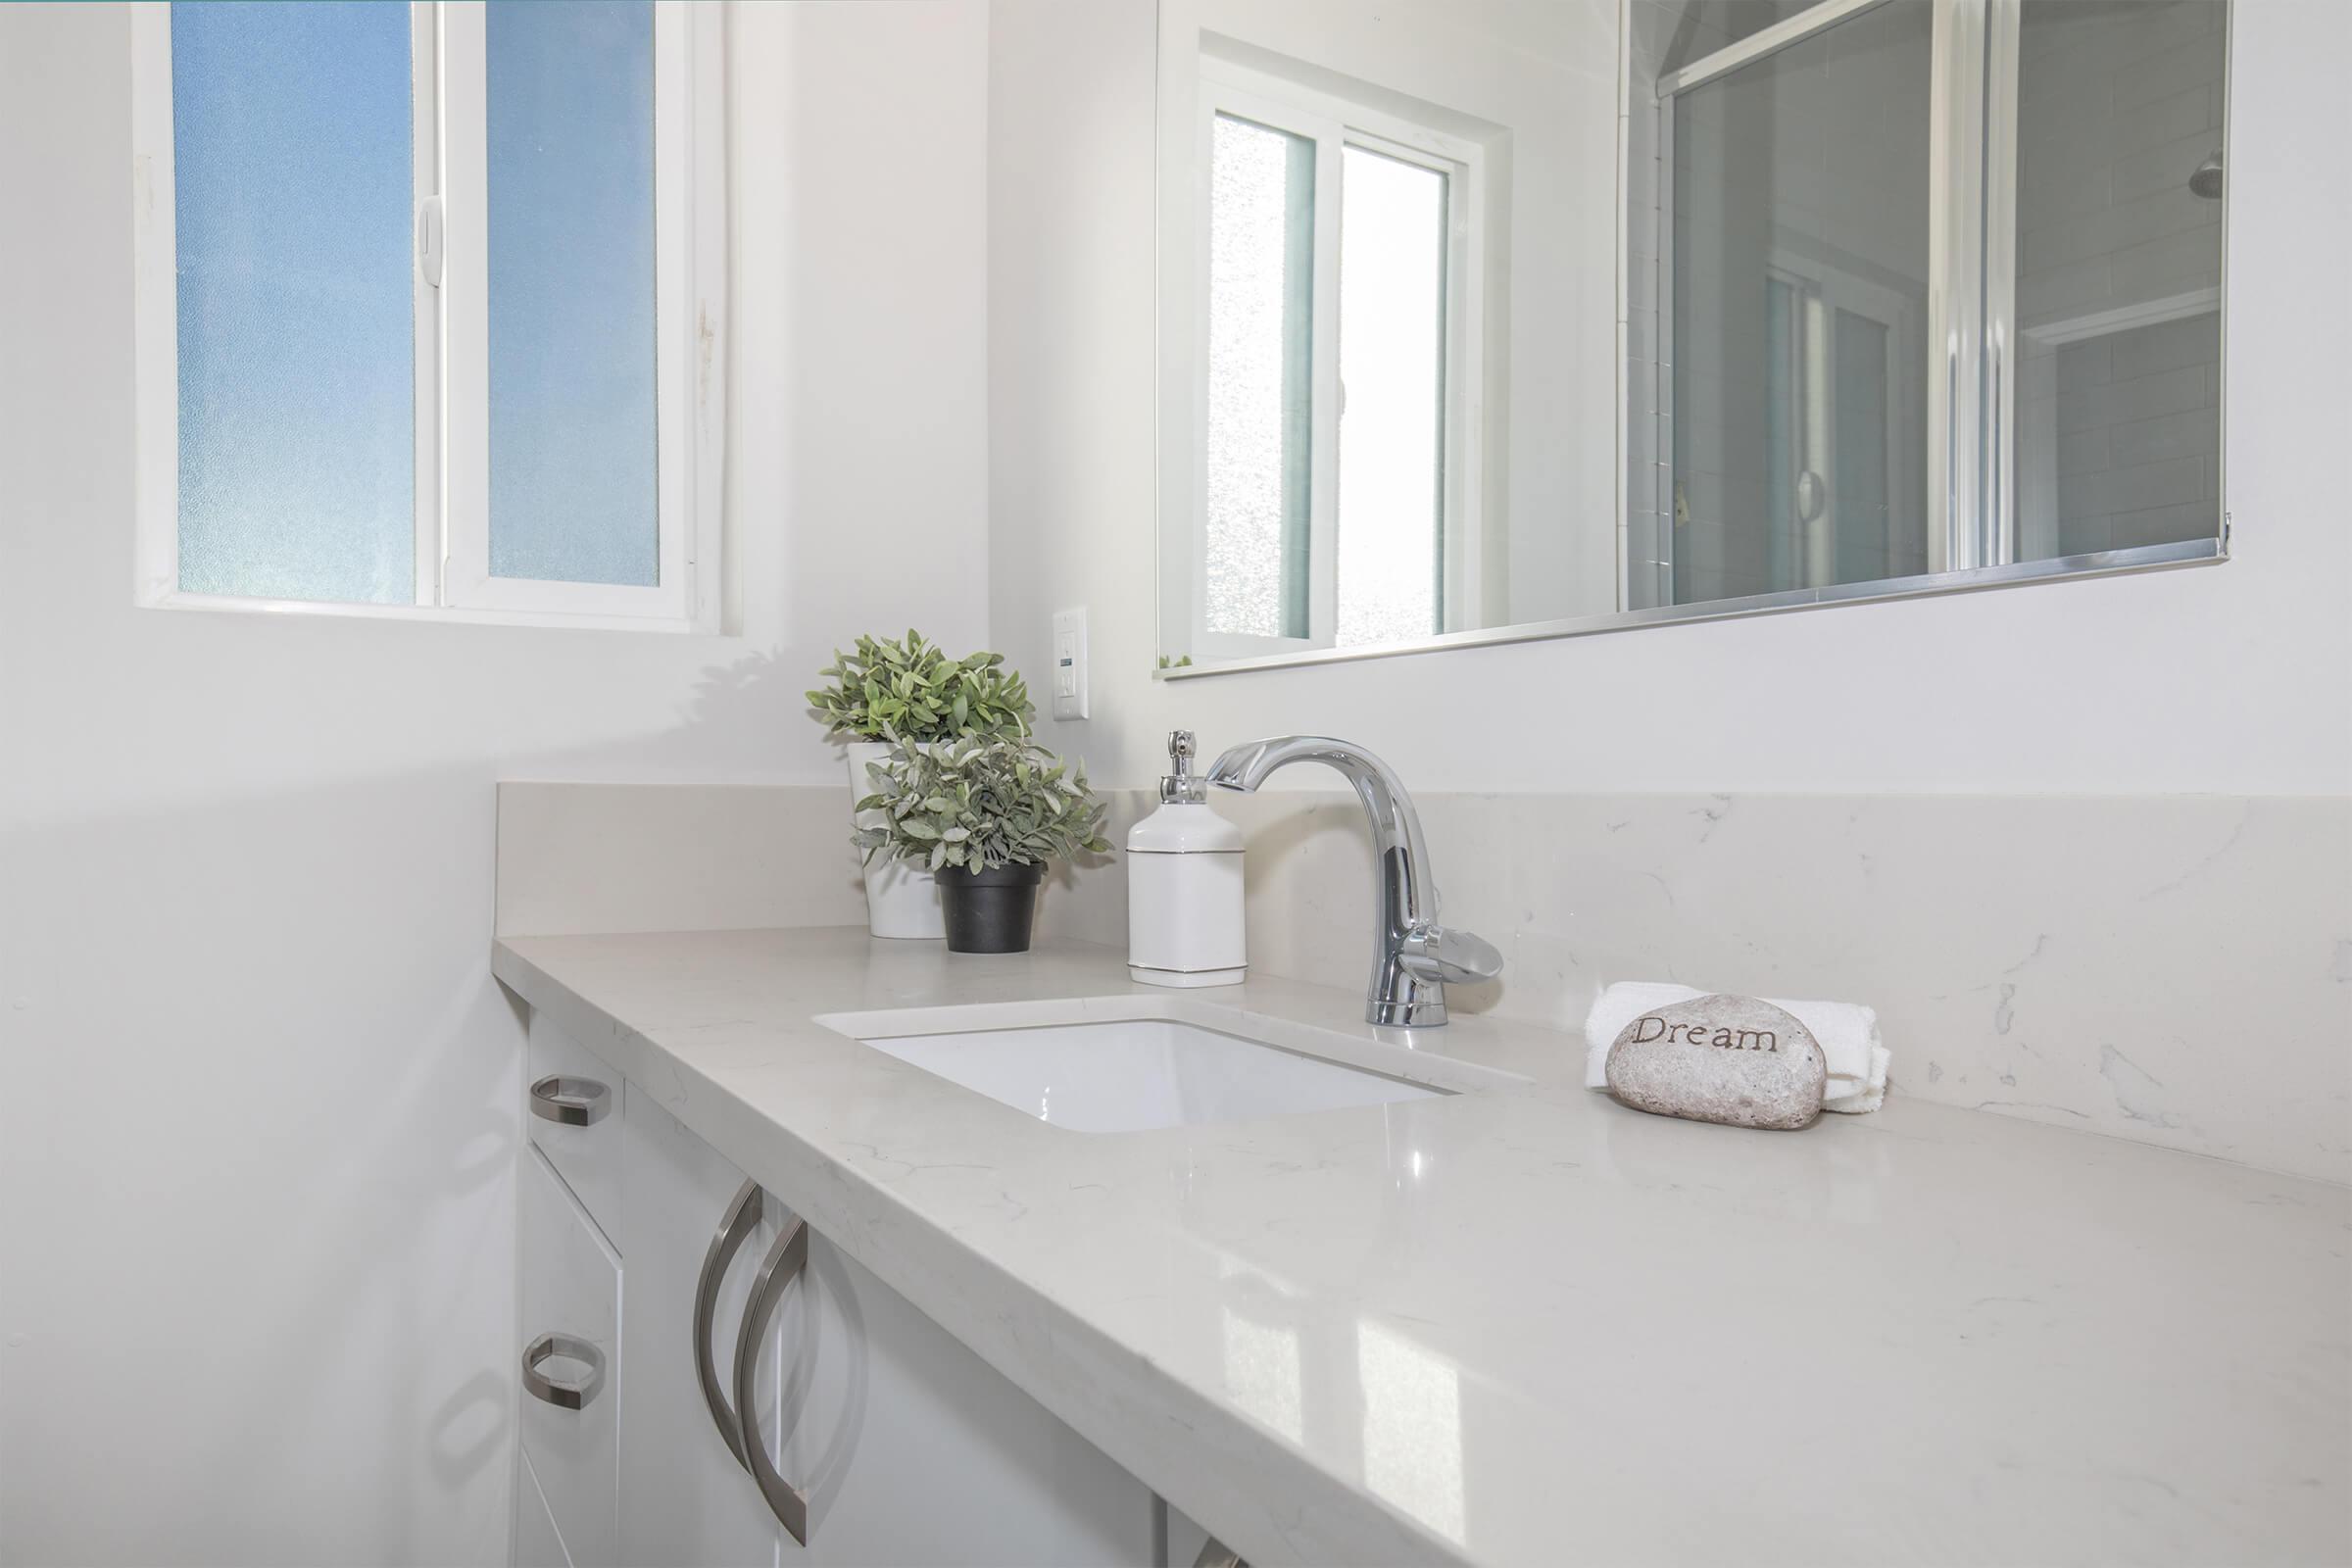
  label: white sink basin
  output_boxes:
[820,1001,1516,1134]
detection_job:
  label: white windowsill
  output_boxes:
[139,587,712,635]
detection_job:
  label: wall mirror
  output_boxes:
[1154,0,2231,675]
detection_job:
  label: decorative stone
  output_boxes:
[1605,994,1827,1130]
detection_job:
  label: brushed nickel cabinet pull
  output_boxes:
[733,1215,812,1544]
[692,1179,764,1468]
[529,1074,611,1127]
[521,1332,606,1410]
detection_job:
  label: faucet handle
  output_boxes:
[1396,924,1503,985]
[1160,730,1207,804]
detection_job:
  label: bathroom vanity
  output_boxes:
[511,989,1199,1568]
[493,925,2350,1568]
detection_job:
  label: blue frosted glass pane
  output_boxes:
[172,2,416,604]
[487,2,659,587]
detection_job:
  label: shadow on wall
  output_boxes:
[544,639,1128,922]
[0,766,526,1563]
[505,641,818,785]
[0,631,868,1562]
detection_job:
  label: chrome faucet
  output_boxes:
[1204,736,1502,1028]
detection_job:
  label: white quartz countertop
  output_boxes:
[491,928,2350,1568]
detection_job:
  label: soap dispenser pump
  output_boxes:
[1126,731,1247,988]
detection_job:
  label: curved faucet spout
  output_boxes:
[1205,736,1437,926]
[1205,736,1495,1027]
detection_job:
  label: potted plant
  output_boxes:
[854,735,1109,954]
[808,631,1034,939]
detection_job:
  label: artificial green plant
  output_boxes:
[806,629,1033,745]
[854,735,1109,874]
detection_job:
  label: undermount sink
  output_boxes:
[818,1001,1518,1134]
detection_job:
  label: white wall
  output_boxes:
[0,3,989,1562]
[991,0,2352,799]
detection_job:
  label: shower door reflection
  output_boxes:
[1760,266,1918,594]
[2009,0,2228,563]
[1661,0,1934,607]
[1641,0,2230,612]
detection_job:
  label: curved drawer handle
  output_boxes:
[529,1075,611,1128]
[734,1215,812,1544]
[521,1332,607,1410]
[693,1179,764,1469]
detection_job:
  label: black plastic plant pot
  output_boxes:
[937,861,1046,954]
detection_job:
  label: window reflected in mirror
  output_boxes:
[1186,47,1496,663]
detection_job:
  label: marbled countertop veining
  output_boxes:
[492,928,2351,1568]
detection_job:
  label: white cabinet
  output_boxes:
[514,1008,1171,1568]
[617,1084,793,1568]
[513,1450,572,1568]
[517,1146,622,1567]
[786,1221,1158,1565]
[525,1009,623,1239]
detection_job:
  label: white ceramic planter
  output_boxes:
[846,741,945,939]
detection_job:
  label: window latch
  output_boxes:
[416,195,444,289]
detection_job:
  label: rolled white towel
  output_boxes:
[1584,981,1889,1114]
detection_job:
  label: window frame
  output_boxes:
[1189,58,1485,663]
[128,0,727,633]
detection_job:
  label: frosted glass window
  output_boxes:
[1336,146,1446,648]
[170,1,415,605]
[487,1,659,587]
[1204,113,1315,639]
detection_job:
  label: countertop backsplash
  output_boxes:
[1039,789,2350,1185]
[495,781,2350,1183]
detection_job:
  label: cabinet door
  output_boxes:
[513,1449,573,1568]
[526,1010,624,1245]
[518,1148,621,1568]
[616,1087,1157,1568]
[618,1086,785,1568]
[1160,1501,1216,1568]
[782,1230,1157,1567]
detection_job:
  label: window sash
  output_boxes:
[1194,82,1339,662]
[128,1,723,632]
[414,2,445,607]
[1191,61,1482,660]
[1341,124,1483,641]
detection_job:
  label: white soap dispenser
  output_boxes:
[1126,730,1247,988]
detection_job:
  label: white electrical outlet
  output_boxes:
[1050,608,1090,720]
